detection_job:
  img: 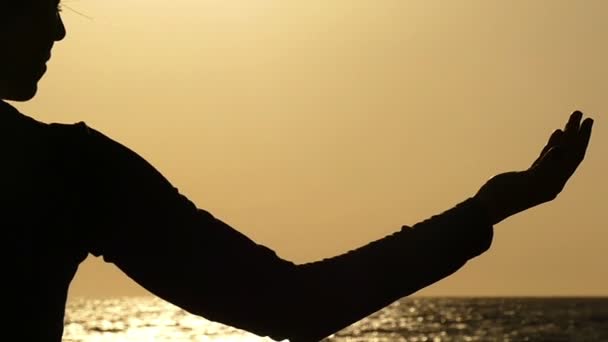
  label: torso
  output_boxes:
[1,101,89,341]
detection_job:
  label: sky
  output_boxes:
[13,0,607,297]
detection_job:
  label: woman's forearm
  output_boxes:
[254,197,493,341]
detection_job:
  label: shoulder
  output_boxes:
[46,120,176,190]
[47,120,92,144]
[0,101,90,145]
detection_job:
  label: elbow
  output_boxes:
[240,279,330,342]
[264,325,327,342]
[244,302,327,342]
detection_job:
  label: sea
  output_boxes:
[64,297,608,342]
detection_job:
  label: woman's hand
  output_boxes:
[474,111,594,225]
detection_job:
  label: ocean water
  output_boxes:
[64,297,608,342]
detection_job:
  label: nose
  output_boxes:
[53,13,67,41]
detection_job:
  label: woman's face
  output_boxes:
[0,0,66,101]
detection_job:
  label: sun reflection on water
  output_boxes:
[65,297,608,342]
[64,297,283,342]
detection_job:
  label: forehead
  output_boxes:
[0,0,58,23]
[5,0,59,9]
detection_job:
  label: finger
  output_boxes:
[574,117,594,163]
[563,110,583,143]
[565,110,583,131]
[532,129,563,168]
[541,129,563,155]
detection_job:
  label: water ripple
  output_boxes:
[64,297,608,342]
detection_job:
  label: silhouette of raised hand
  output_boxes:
[474,111,594,225]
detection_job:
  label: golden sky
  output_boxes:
[14,0,606,297]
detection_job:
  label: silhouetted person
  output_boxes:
[0,1,594,342]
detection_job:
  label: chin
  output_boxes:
[3,84,38,102]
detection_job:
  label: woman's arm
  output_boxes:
[66,123,494,342]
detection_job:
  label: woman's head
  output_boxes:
[0,0,66,101]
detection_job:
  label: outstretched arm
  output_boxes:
[69,123,494,342]
[72,108,598,341]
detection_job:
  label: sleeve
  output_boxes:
[70,122,494,342]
